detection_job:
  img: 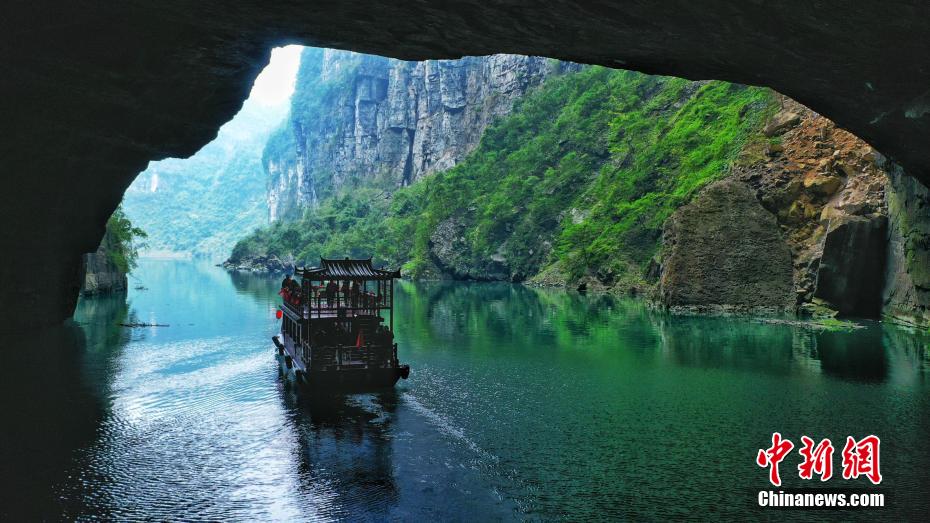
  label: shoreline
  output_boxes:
[219,261,901,333]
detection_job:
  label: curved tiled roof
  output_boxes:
[300,258,400,280]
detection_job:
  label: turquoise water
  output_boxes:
[1,259,928,520]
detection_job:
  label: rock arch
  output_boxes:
[3,1,930,330]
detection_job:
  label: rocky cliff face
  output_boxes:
[266,49,571,220]
[883,167,930,328]
[660,179,795,315]
[658,96,929,325]
[80,237,127,296]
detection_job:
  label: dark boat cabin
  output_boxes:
[275,257,408,390]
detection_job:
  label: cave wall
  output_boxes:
[883,166,930,328]
[4,1,930,331]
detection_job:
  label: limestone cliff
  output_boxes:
[658,96,924,323]
[80,234,127,296]
[883,167,930,328]
[242,56,929,326]
[660,179,795,315]
[265,49,572,220]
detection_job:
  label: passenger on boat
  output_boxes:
[325,280,338,307]
[350,281,361,307]
[278,274,293,302]
[341,281,351,306]
[288,279,301,305]
[376,324,394,345]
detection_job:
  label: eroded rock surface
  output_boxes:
[883,168,930,328]
[429,216,510,281]
[734,96,890,309]
[660,180,795,315]
[267,50,568,220]
[814,215,888,316]
[80,244,127,296]
[659,96,926,323]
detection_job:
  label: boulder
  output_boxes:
[803,173,844,196]
[660,179,795,314]
[763,111,801,137]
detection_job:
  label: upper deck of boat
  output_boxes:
[280,258,398,326]
[282,293,387,320]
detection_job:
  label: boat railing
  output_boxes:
[306,343,394,370]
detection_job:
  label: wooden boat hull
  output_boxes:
[274,335,409,392]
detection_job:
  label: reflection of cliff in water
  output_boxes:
[651,313,928,384]
[880,324,930,385]
[278,388,400,519]
[0,294,132,519]
[815,325,888,382]
[653,315,801,376]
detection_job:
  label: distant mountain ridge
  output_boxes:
[122,89,286,261]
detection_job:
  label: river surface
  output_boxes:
[1,259,929,521]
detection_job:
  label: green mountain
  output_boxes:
[122,94,285,261]
[230,65,774,291]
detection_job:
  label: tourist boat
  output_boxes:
[272,257,410,391]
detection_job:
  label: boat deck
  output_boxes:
[282,301,385,320]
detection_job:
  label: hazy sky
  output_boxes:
[248,45,303,107]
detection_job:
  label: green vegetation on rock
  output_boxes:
[105,206,148,274]
[231,66,776,287]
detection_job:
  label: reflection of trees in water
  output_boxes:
[398,280,930,384]
[653,314,800,375]
[396,280,662,354]
[0,294,132,519]
[278,388,400,519]
[226,269,280,303]
[74,293,135,347]
[881,324,930,384]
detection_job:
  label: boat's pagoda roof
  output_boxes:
[299,257,400,281]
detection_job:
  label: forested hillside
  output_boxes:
[230,66,775,291]
[122,91,284,260]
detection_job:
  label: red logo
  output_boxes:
[756,432,795,486]
[757,433,882,486]
[798,436,834,481]
[841,435,882,485]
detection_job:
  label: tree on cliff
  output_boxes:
[106,206,148,273]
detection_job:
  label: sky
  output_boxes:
[248,45,303,108]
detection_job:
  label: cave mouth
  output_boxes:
[5,2,930,332]
[814,217,888,318]
[117,45,302,265]
[138,45,899,327]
